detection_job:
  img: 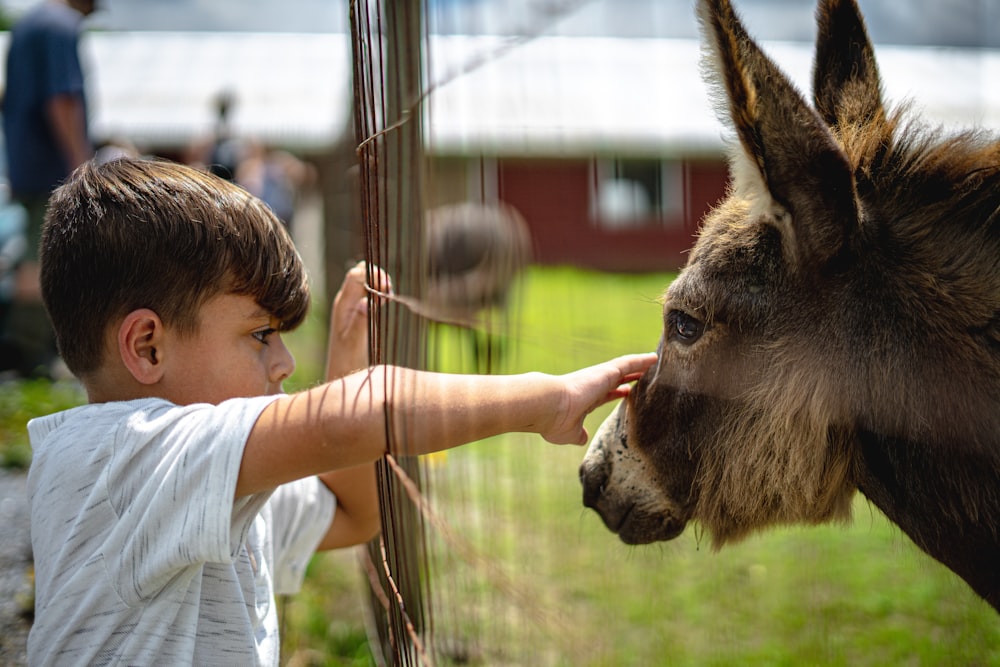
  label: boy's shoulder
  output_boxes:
[29,394,281,439]
[29,395,281,472]
[27,394,281,502]
[28,397,173,443]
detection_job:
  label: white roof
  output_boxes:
[424,35,722,156]
[1,31,998,155]
[426,36,1000,156]
[81,32,354,151]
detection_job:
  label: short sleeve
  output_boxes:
[104,396,281,603]
[41,19,85,97]
[267,477,337,594]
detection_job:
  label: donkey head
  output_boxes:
[581,0,1000,552]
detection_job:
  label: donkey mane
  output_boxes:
[851,119,1000,439]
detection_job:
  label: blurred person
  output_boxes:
[0,182,27,375]
[235,140,316,233]
[186,90,245,182]
[2,0,98,378]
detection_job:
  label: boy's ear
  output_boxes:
[118,309,165,385]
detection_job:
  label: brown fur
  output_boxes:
[580,0,1000,610]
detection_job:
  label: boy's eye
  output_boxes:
[252,327,277,345]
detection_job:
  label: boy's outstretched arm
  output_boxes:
[238,352,657,499]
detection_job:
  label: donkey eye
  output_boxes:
[669,310,704,344]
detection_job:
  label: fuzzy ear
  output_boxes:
[118,309,165,385]
[813,0,885,129]
[698,0,858,268]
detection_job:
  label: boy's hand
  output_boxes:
[541,353,658,445]
[327,261,392,379]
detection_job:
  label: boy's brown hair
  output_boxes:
[41,157,310,377]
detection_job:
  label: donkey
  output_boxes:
[580,0,1000,611]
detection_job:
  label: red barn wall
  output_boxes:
[496,158,728,272]
[426,155,730,273]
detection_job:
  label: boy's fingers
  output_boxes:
[615,352,658,375]
[333,262,391,335]
[602,353,657,390]
[367,266,393,302]
[605,385,631,401]
[579,353,657,419]
[336,301,367,336]
[345,262,389,297]
[341,261,367,289]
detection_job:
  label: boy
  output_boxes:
[26,157,656,665]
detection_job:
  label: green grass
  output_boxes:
[0,378,85,469]
[3,267,998,665]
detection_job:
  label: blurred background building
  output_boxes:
[0,0,998,274]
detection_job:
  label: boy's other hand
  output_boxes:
[542,353,658,446]
[327,261,392,379]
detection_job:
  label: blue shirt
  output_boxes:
[3,2,89,197]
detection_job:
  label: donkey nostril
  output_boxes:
[580,459,610,509]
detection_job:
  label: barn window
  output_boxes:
[590,158,684,229]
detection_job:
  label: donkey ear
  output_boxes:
[813,0,885,128]
[698,0,858,268]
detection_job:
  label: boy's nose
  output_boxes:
[270,337,296,385]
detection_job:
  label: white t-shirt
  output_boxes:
[26,396,336,666]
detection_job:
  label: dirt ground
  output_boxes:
[0,468,32,666]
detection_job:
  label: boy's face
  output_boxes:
[162,292,295,405]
